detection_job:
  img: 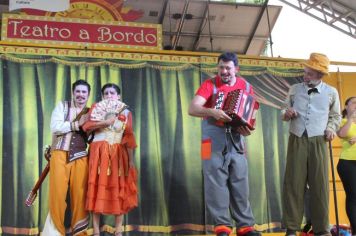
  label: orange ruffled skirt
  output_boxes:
[86,141,138,215]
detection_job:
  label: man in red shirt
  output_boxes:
[189,52,260,236]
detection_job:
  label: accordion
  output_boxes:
[215,89,259,130]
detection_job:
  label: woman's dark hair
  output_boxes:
[72,79,91,93]
[101,83,121,95]
[342,96,356,118]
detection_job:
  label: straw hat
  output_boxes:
[303,53,330,75]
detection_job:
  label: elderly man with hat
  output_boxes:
[281,53,341,236]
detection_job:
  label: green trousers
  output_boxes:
[282,133,329,234]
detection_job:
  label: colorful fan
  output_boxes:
[91,99,128,121]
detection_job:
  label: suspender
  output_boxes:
[245,81,250,93]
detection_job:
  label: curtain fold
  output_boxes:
[0,60,3,229]
[0,55,302,235]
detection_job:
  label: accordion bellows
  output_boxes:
[222,89,259,130]
[91,99,128,121]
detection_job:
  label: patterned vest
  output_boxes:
[51,101,89,162]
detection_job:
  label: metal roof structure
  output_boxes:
[0,0,354,55]
[277,0,356,39]
[122,0,281,55]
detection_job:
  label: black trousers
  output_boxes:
[337,159,356,234]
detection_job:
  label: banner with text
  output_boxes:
[1,14,162,51]
[9,0,69,12]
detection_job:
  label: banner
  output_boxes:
[1,14,162,51]
[9,0,69,12]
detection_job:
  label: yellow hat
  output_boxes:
[303,53,329,75]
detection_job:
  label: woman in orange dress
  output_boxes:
[83,83,138,236]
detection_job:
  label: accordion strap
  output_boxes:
[245,81,250,93]
[210,77,218,107]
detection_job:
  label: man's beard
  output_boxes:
[221,75,232,84]
[75,96,87,105]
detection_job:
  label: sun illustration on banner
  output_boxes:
[21,0,144,22]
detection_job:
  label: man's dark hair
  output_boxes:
[72,79,91,93]
[217,52,238,66]
[101,83,121,95]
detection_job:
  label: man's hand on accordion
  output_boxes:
[235,125,252,136]
[211,109,232,122]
